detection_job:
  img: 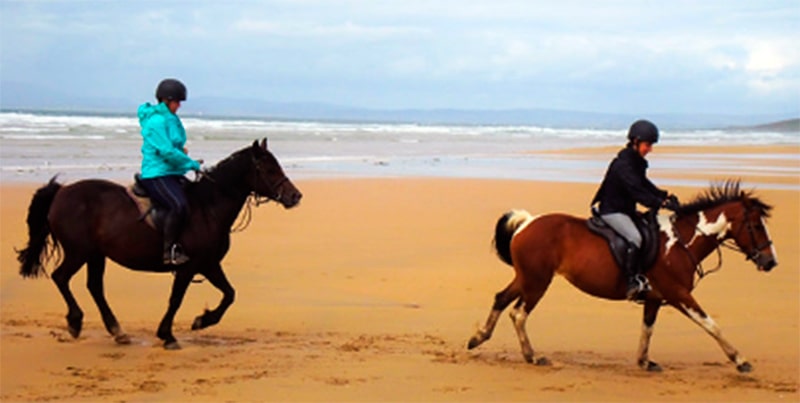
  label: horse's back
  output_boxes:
[51,179,132,216]
[511,212,587,265]
[48,179,143,247]
[511,211,625,298]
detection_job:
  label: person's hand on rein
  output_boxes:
[662,194,680,211]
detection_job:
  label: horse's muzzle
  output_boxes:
[758,258,777,272]
[280,188,302,209]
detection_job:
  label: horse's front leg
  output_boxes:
[157,269,194,350]
[637,298,663,372]
[674,295,751,373]
[191,263,235,331]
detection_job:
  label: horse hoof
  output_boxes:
[533,356,550,366]
[467,337,483,350]
[163,341,182,350]
[737,362,752,373]
[67,325,81,339]
[191,316,204,330]
[114,333,131,345]
[645,361,662,372]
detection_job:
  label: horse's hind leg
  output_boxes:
[191,263,235,331]
[510,273,553,365]
[467,279,520,349]
[86,255,130,344]
[51,253,86,339]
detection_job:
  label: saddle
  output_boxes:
[587,209,660,274]
[127,174,166,230]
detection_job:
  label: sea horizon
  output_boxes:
[1,110,798,189]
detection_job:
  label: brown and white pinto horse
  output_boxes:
[467,180,777,373]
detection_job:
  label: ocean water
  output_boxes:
[1,111,798,189]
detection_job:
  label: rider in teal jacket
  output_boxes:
[138,79,201,265]
[138,102,200,178]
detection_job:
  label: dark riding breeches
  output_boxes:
[139,175,189,248]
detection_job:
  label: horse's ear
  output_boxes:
[260,138,268,150]
[252,140,259,150]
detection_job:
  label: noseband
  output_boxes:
[720,205,773,263]
[252,155,289,205]
[255,176,289,206]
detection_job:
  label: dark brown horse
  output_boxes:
[468,180,777,373]
[16,139,302,349]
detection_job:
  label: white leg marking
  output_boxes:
[479,309,501,338]
[637,323,654,365]
[469,309,502,348]
[682,304,747,366]
[510,306,534,361]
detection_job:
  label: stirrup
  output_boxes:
[164,244,190,265]
[626,274,651,300]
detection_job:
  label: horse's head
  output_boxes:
[728,194,777,272]
[675,180,777,272]
[247,138,302,208]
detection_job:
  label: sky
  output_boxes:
[1,0,799,117]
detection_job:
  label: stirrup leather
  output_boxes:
[164,244,189,265]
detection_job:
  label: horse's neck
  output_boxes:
[193,176,251,230]
[675,206,731,260]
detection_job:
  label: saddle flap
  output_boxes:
[636,210,660,270]
[126,174,164,230]
[132,173,149,198]
[587,216,629,270]
[586,210,660,273]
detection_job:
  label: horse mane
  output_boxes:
[675,179,772,218]
[191,146,254,199]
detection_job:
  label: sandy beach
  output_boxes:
[1,147,799,402]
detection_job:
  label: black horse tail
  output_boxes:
[17,176,62,278]
[493,209,534,267]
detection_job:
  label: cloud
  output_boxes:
[232,19,430,40]
[1,0,797,114]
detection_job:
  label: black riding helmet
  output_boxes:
[155,79,187,102]
[627,119,659,144]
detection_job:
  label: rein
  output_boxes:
[196,169,288,233]
[670,214,723,285]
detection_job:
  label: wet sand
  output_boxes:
[1,150,798,401]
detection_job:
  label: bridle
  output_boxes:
[719,204,773,264]
[671,203,773,284]
[254,176,288,206]
[251,155,289,206]
[197,155,289,206]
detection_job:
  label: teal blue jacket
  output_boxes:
[138,102,201,179]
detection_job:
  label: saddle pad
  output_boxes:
[125,186,157,229]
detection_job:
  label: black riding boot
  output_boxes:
[624,244,650,300]
[162,211,189,265]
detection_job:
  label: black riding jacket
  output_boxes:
[592,147,667,217]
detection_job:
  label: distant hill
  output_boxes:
[1,80,797,130]
[743,118,800,133]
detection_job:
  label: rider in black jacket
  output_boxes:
[592,119,678,300]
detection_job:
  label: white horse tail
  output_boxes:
[493,209,534,266]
